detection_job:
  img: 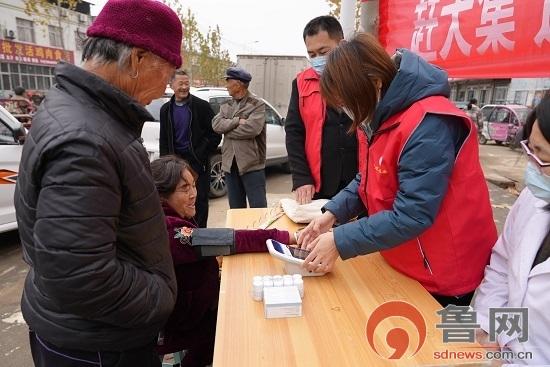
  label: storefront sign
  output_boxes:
[0,39,74,66]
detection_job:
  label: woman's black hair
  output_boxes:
[151,155,197,199]
[523,96,550,142]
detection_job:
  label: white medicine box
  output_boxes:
[263,285,302,319]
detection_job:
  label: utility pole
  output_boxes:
[339,0,356,40]
[360,0,379,39]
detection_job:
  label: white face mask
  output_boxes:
[525,161,550,202]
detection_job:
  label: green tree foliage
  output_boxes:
[163,1,232,86]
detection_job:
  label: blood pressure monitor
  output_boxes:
[266,239,326,277]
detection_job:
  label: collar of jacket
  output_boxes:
[53,62,154,136]
[302,67,320,81]
[170,93,194,107]
[230,90,252,105]
[162,202,197,228]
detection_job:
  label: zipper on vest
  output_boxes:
[416,238,433,275]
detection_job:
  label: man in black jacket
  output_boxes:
[14,1,181,366]
[285,16,358,204]
[159,70,221,227]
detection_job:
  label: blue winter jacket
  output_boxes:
[324,49,468,260]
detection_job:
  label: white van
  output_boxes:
[0,105,26,233]
[143,87,289,198]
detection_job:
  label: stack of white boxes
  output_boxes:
[251,275,304,319]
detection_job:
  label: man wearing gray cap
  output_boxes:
[213,67,267,208]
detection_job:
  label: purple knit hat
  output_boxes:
[87,0,182,68]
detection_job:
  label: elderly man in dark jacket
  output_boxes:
[159,69,221,228]
[14,1,182,366]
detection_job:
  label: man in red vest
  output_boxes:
[285,16,358,204]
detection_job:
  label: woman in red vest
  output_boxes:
[298,33,497,306]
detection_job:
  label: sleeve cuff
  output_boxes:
[191,228,235,256]
[333,225,357,260]
[323,200,347,225]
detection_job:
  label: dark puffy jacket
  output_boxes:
[159,94,221,170]
[14,62,177,351]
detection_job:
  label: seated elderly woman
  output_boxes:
[473,96,550,365]
[151,155,295,366]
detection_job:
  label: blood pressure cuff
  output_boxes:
[186,228,236,257]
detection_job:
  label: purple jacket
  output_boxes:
[158,204,289,354]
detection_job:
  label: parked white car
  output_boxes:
[143,87,289,197]
[0,105,25,233]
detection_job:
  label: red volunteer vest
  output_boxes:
[296,68,325,192]
[357,96,497,295]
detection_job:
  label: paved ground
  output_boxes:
[0,142,527,366]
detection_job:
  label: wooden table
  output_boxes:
[213,208,487,367]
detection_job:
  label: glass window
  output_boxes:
[0,122,15,145]
[144,97,170,121]
[467,90,475,101]
[494,87,508,103]
[29,75,36,89]
[265,106,281,125]
[9,64,19,73]
[1,63,8,73]
[16,18,35,43]
[208,97,231,115]
[36,76,44,90]
[11,74,20,89]
[458,90,466,101]
[49,25,63,48]
[481,106,495,121]
[2,75,10,91]
[479,90,487,104]
[21,75,29,89]
[514,91,528,105]
[494,108,511,123]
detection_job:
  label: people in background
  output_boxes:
[212,67,267,208]
[151,155,295,366]
[473,97,550,365]
[14,1,183,365]
[298,33,497,307]
[159,69,221,227]
[285,16,358,204]
[467,98,482,129]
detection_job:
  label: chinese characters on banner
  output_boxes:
[379,0,550,78]
[0,39,75,66]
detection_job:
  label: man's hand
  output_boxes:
[297,211,336,249]
[303,232,340,273]
[294,184,315,205]
[239,118,247,125]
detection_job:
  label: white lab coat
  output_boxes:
[473,188,550,366]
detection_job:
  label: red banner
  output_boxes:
[0,39,74,66]
[379,0,550,78]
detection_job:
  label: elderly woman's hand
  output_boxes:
[297,211,336,249]
[303,232,340,273]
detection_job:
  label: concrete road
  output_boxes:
[0,145,527,366]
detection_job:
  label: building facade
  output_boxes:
[450,78,550,108]
[0,0,92,98]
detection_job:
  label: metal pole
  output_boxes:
[360,0,379,39]
[340,0,356,40]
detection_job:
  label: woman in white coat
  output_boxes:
[473,96,550,365]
